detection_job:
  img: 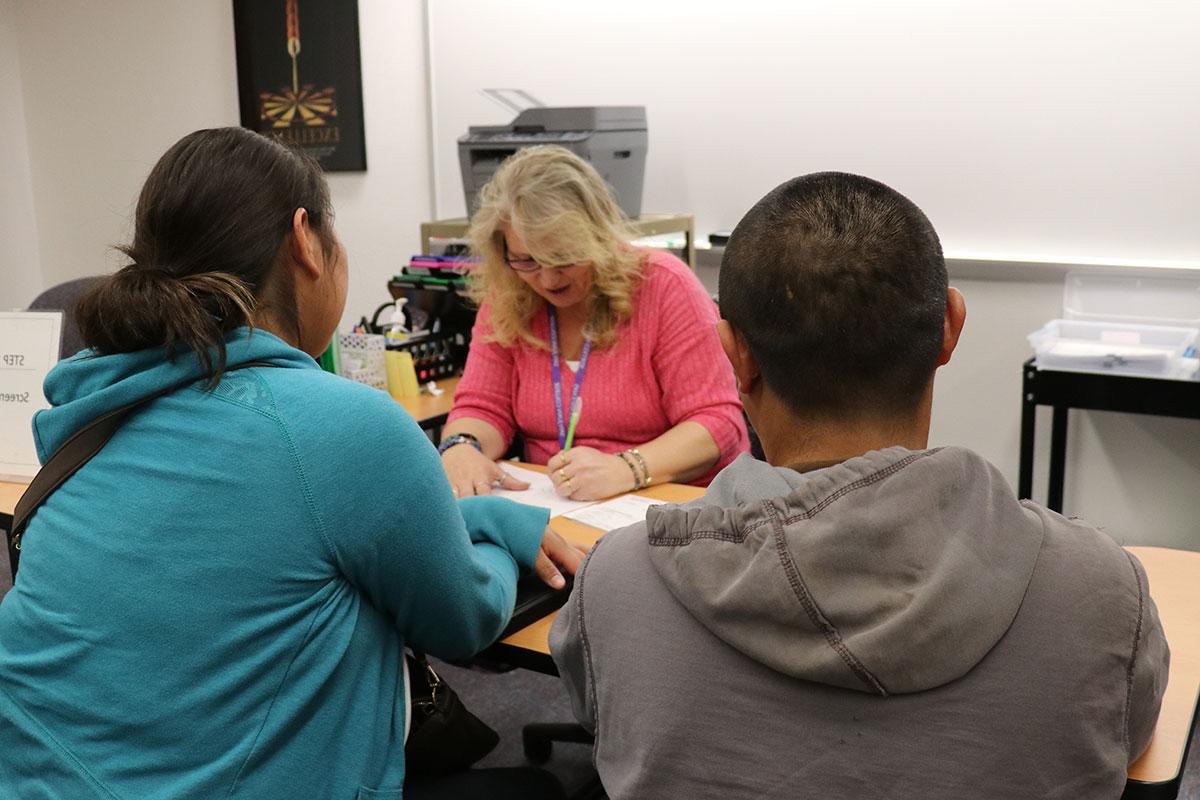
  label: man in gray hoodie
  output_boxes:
[549,172,1169,799]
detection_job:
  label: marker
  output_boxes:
[564,397,582,451]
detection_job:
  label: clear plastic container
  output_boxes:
[1028,271,1200,380]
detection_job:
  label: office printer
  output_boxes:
[458,106,648,218]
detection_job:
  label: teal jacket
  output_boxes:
[0,329,547,799]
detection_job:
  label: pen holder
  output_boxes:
[338,332,388,392]
[385,350,421,399]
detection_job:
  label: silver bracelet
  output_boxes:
[629,448,652,487]
[618,451,645,489]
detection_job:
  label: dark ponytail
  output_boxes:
[75,127,333,384]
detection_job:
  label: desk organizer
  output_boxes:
[338,332,388,391]
[1028,272,1200,380]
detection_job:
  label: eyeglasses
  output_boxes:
[503,243,586,273]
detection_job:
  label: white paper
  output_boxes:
[0,311,62,481]
[562,494,666,532]
[489,464,599,518]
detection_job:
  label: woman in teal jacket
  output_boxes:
[0,128,583,799]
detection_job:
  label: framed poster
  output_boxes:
[232,0,367,171]
[0,311,62,482]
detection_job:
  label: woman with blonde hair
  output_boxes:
[440,146,748,499]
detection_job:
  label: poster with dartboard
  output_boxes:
[232,0,367,171]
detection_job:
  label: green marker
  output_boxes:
[564,397,583,451]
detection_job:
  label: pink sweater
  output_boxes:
[448,251,749,486]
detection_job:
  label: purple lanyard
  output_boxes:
[549,305,591,450]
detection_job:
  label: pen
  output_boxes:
[564,397,582,451]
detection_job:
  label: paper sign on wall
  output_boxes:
[0,311,62,481]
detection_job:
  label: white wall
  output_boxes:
[428,0,1200,266]
[322,1,432,331]
[9,0,430,329]
[0,0,41,309]
[930,271,1200,551]
[6,2,1199,550]
[14,0,240,296]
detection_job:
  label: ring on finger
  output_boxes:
[558,468,569,483]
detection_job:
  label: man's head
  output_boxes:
[718,172,965,460]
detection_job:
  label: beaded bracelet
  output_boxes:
[628,448,652,487]
[618,450,646,490]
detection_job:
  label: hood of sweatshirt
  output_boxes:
[33,328,317,461]
[645,447,1045,696]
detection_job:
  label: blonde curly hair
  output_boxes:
[466,145,644,350]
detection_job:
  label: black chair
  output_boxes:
[28,276,102,360]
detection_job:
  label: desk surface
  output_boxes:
[1126,546,1200,786]
[0,482,23,518]
[394,375,458,426]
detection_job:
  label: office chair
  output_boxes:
[28,276,102,360]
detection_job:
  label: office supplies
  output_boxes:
[385,351,420,400]
[1028,272,1200,380]
[337,332,388,391]
[458,105,647,217]
[562,494,665,533]
[386,261,476,378]
[490,465,598,517]
[563,397,582,451]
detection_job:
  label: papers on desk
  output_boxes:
[490,465,599,518]
[562,494,666,532]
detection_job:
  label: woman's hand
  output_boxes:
[534,526,590,589]
[441,443,530,497]
[547,446,635,501]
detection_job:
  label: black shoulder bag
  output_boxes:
[5,361,499,774]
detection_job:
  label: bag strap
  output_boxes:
[6,361,278,577]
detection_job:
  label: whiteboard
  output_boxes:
[427,0,1200,266]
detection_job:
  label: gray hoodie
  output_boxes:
[549,447,1169,799]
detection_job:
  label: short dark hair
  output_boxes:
[719,172,947,419]
[76,127,334,384]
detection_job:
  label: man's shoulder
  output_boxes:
[1020,502,1149,636]
[581,521,654,584]
[574,520,679,622]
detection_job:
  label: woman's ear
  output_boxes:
[287,208,322,282]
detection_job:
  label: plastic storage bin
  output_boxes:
[1027,272,1200,380]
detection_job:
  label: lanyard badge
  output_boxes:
[549,306,591,450]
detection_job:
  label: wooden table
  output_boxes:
[395,375,459,438]
[1125,546,1200,798]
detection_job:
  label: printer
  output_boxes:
[458,106,648,218]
